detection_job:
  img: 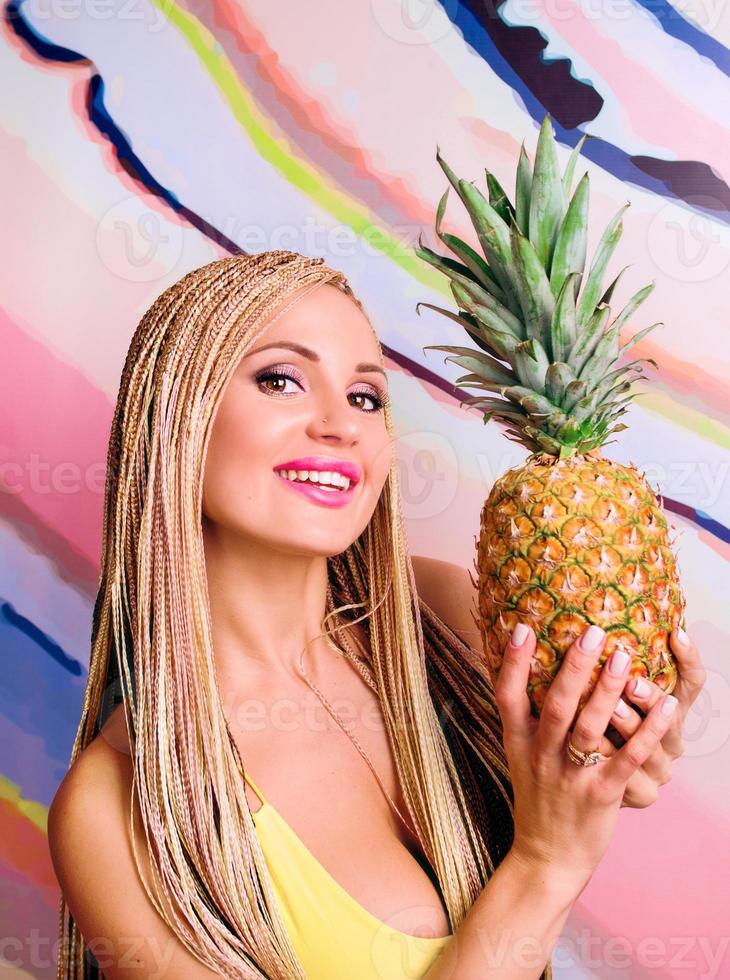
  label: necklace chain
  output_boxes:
[296,585,414,836]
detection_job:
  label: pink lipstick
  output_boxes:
[272,456,361,510]
[273,456,361,485]
[273,471,357,509]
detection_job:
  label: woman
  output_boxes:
[48,251,704,979]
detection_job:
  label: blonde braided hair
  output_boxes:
[56,250,551,979]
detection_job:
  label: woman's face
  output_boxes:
[202,282,393,557]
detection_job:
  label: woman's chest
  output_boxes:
[226,666,451,939]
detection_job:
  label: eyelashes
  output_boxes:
[254,363,388,414]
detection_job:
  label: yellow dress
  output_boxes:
[243,770,452,979]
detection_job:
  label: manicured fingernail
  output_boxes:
[614,698,630,718]
[511,623,529,647]
[676,628,689,647]
[633,678,651,698]
[661,695,678,717]
[608,650,630,675]
[580,625,606,653]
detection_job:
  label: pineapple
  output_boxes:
[415,115,684,719]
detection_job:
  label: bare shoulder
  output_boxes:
[48,706,133,841]
[410,554,482,651]
[48,706,219,979]
[49,706,136,849]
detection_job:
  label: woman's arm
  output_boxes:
[48,739,221,980]
[425,615,678,978]
[423,848,586,979]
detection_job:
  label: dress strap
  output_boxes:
[242,770,266,806]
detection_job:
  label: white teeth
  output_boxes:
[276,469,351,491]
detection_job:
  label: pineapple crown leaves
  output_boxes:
[416,114,662,459]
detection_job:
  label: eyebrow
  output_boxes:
[243,341,387,380]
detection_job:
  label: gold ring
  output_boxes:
[566,738,609,767]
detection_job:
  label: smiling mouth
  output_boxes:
[273,468,352,492]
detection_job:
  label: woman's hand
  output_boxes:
[494,622,678,887]
[597,627,706,808]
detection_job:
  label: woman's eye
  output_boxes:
[254,368,386,413]
[255,370,301,395]
[349,388,385,413]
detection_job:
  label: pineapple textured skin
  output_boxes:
[474,449,685,718]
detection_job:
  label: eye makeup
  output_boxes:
[253,362,389,413]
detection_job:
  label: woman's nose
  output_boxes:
[309,401,360,440]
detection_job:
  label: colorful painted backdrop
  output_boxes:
[2,0,729,976]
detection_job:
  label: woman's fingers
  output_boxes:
[610,695,637,732]
[622,627,704,759]
[609,687,674,786]
[670,627,706,702]
[620,766,662,810]
[493,622,537,748]
[536,624,608,754]
[603,693,678,794]
[567,640,639,759]
[493,621,702,791]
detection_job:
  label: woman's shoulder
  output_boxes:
[48,706,133,877]
[410,554,482,651]
[48,704,138,898]
[50,706,133,817]
[48,707,220,978]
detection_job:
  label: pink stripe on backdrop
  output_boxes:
[639,340,730,430]
[0,307,111,576]
[576,780,730,977]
